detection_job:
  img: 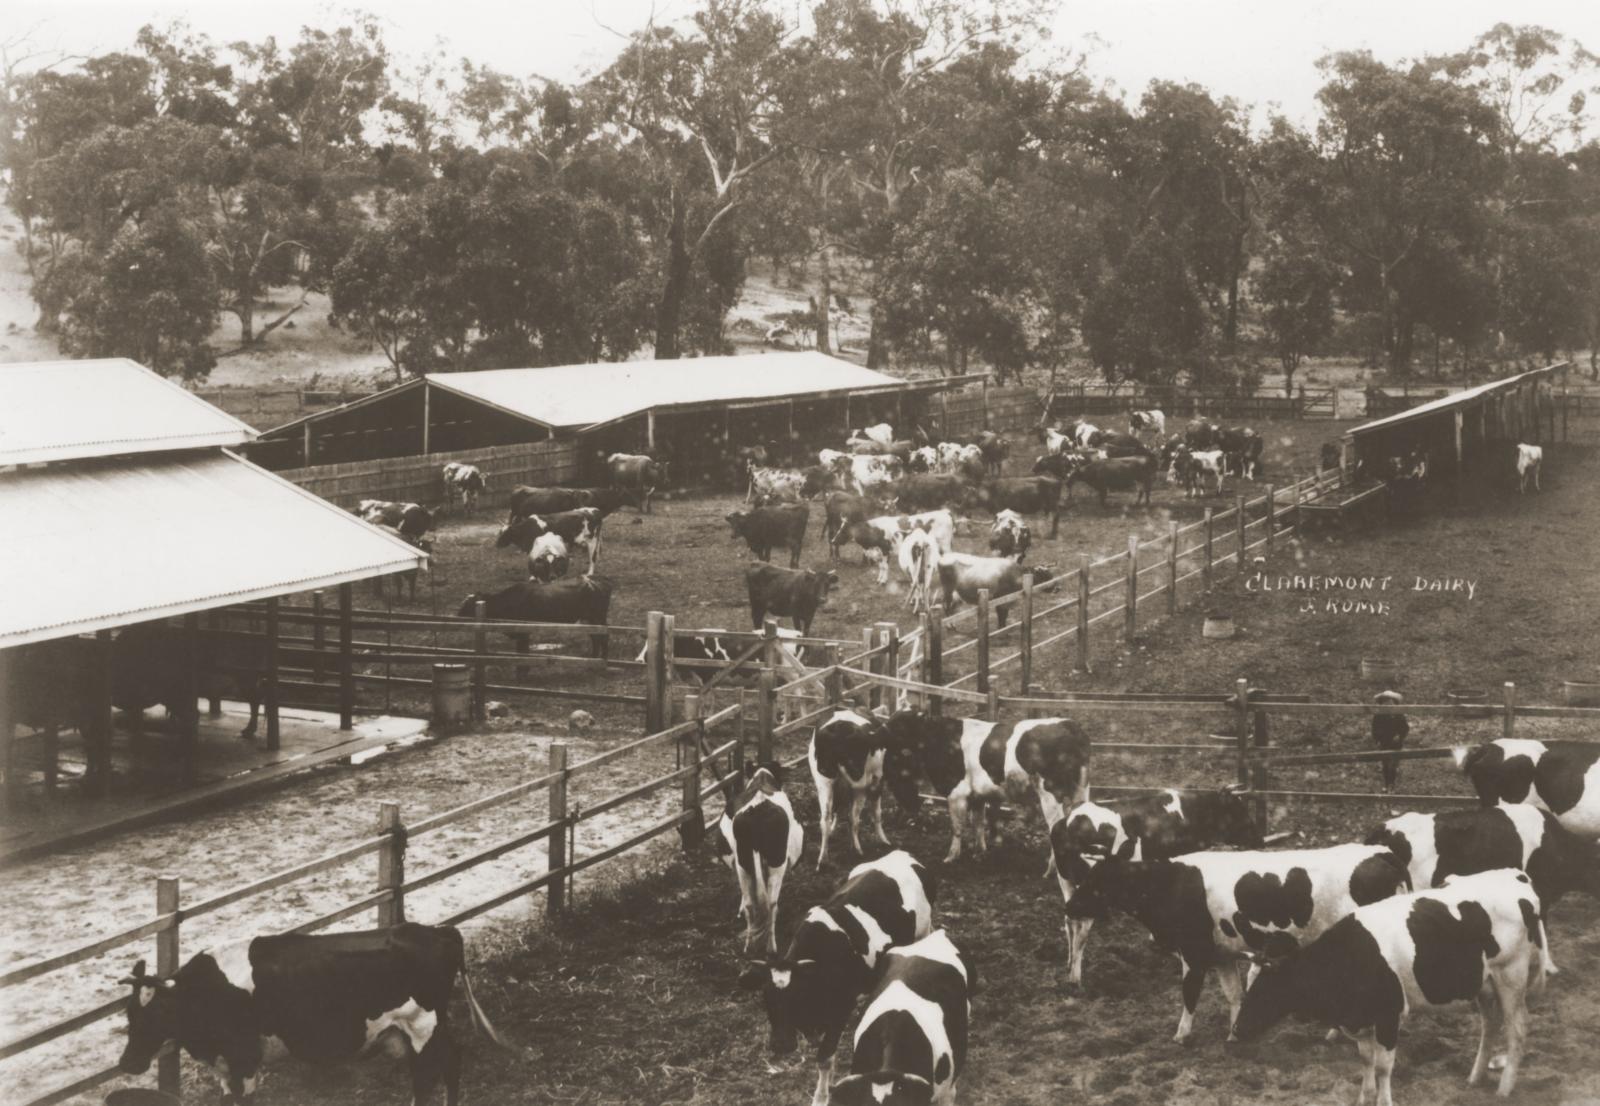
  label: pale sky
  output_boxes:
[10,0,1600,131]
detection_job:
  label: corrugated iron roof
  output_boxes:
[425,351,905,430]
[0,451,424,647]
[0,359,256,465]
[1347,363,1567,438]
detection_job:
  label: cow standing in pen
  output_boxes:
[716,765,805,954]
[810,709,894,868]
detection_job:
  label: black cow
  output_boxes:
[1066,455,1157,507]
[739,850,937,1106]
[457,576,614,659]
[1235,870,1546,1104]
[607,453,669,514]
[1062,844,1408,1036]
[975,476,1061,537]
[726,504,809,569]
[830,930,975,1106]
[1049,788,1263,984]
[112,623,268,739]
[1093,431,1153,458]
[1459,739,1600,840]
[1185,419,1221,450]
[1319,441,1341,473]
[823,492,872,561]
[1368,803,1600,974]
[572,487,629,517]
[507,486,583,521]
[1217,427,1264,480]
[893,473,972,513]
[117,922,502,1105]
[746,564,837,636]
[934,555,1053,628]
[799,465,842,498]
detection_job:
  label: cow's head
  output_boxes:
[804,570,840,607]
[880,710,928,812]
[724,511,750,539]
[118,959,178,1075]
[1233,933,1307,1042]
[1061,856,1145,922]
[1215,785,1265,848]
[832,1072,936,1105]
[456,593,487,617]
[738,955,834,1056]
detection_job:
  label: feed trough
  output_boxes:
[1445,688,1492,717]
[1561,680,1600,707]
[1202,613,1235,640]
[1360,658,1400,683]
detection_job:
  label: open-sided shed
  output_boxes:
[0,360,426,811]
[1341,362,1568,487]
[247,352,971,480]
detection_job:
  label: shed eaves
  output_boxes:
[424,351,905,430]
[0,359,256,465]
[0,451,424,648]
[1347,363,1565,438]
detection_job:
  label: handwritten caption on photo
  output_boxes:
[1244,573,1478,616]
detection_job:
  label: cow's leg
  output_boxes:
[816,781,835,869]
[872,786,891,847]
[1216,958,1247,1041]
[791,542,802,570]
[847,787,867,855]
[240,678,261,739]
[1066,913,1094,986]
[973,798,991,853]
[1174,954,1206,1042]
[945,785,970,862]
[1469,987,1502,1087]
[812,1042,837,1106]
[1492,972,1528,1096]
[408,1024,459,1106]
[1049,508,1060,538]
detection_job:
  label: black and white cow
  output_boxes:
[1368,803,1600,974]
[988,508,1030,562]
[441,463,486,512]
[848,509,955,586]
[496,508,604,576]
[1234,870,1548,1106]
[810,709,893,868]
[748,465,809,503]
[1371,691,1409,794]
[975,429,1009,476]
[117,923,503,1104]
[727,503,809,569]
[1049,788,1263,985]
[746,564,839,637]
[716,765,805,954]
[527,532,569,582]
[850,454,904,498]
[1168,446,1225,497]
[1217,427,1264,480]
[739,850,936,1106]
[1129,409,1166,438]
[1517,443,1542,494]
[640,629,809,689]
[935,554,1054,627]
[974,476,1061,537]
[824,492,873,561]
[830,930,975,1106]
[880,709,1090,864]
[1458,738,1600,839]
[1062,844,1408,1039]
[357,500,434,542]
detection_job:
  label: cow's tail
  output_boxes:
[461,965,513,1051]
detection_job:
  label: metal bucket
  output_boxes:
[1202,614,1236,640]
[1561,681,1600,707]
[1360,658,1400,683]
[431,664,472,731]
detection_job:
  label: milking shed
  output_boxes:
[0,360,426,829]
[1340,362,1570,490]
[246,352,974,482]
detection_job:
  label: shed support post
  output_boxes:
[681,694,704,852]
[646,408,656,451]
[338,583,355,731]
[264,597,281,751]
[303,422,312,467]
[182,613,200,784]
[918,610,934,709]
[757,669,776,766]
[878,622,899,707]
[156,876,181,1094]
[207,609,223,718]
[1234,678,1252,795]
[928,606,945,713]
[548,744,568,916]
[472,601,488,724]
[89,630,113,796]
[0,650,14,813]
[824,644,843,710]
[421,381,431,456]
[311,590,327,682]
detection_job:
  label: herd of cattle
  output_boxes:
[115,700,1599,1105]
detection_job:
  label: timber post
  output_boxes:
[643,611,665,733]
[1203,509,1215,592]
[877,622,898,710]
[1019,574,1035,695]
[1266,485,1277,552]
[1235,495,1247,570]
[1167,520,1179,617]
[377,800,405,925]
[758,669,776,766]
[472,600,489,724]
[1075,556,1090,674]
[181,613,200,785]
[547,743,568,916]
[1234,677,1252,794]
[681,694,704,852]
[1125,536,1139,640]
[975,589,992,698]
[311,589,327,683]
[264,597,281,751]
[1503,682,1517,741]
[156,876,181,1094]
